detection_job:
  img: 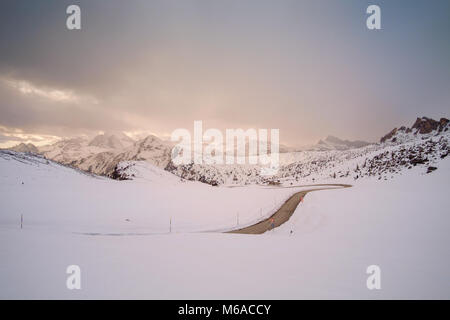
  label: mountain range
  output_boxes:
[300,135,372,151]
[4,116,449,184]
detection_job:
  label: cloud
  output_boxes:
[0,76,130,136]
[0,125,61,148]
[0,0,448,148]
[1,77,91,103]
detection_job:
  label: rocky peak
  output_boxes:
[411,117,449,134]
[380,116,449,143]
[380,128,398,143]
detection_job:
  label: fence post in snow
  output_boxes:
[20,214,23,229]
[169,217,172,233]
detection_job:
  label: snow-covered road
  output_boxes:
[228,184,351,234]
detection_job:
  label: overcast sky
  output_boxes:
[0,0,449,147]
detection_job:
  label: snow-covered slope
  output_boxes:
[0,150,299,233]
[280,117,449,182]
[1,147,449,299]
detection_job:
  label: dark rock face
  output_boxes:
[412,117,439,134]
[380,128,398,143]
[412,117,449,134]
[439,118,450,132]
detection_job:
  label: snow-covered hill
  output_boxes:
[278,128,449,183]
[1,144,449,299]
[0,150,297,233]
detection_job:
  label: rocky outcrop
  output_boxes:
[380,117,449,143]
[411,117,449,134]
[380,128,398,143]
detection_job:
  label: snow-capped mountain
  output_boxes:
[106,135,173,178]
[9,116,448,185]
[6,143,39,154]
[88,132,135,149]
[38,133,172,177]
[38,136,102,164]
[300,135,372,151]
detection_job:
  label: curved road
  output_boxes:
[227,184,351,234]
